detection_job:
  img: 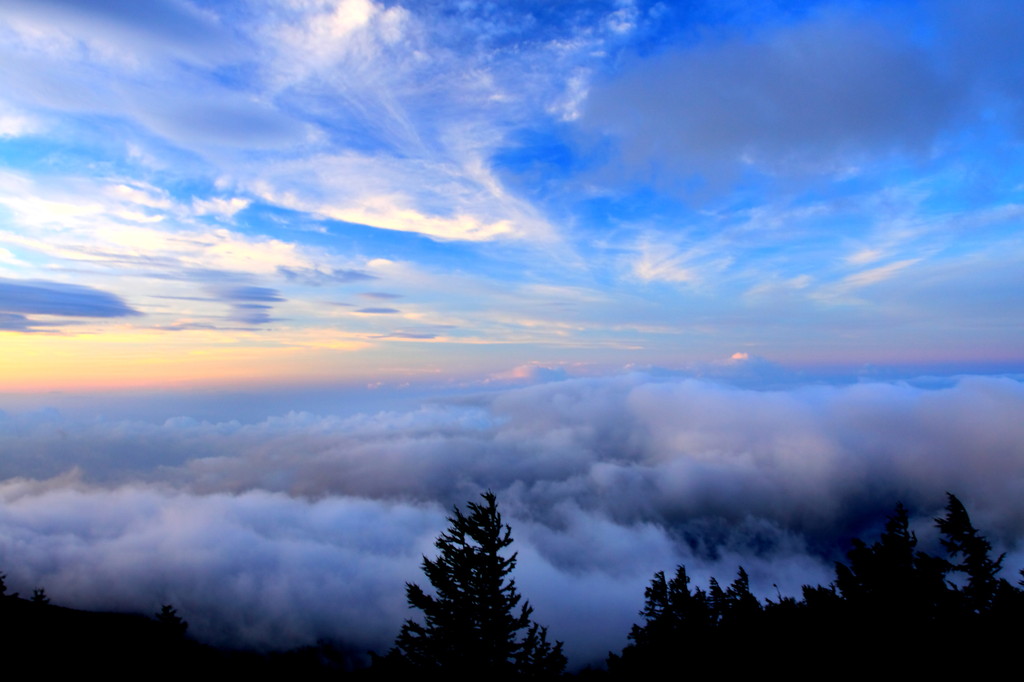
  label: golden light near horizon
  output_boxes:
[0,328,376,391]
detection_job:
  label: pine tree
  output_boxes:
[936,493,1005,615]
[834,502,948,618]
[721,567,762,627]
[155,604,188,638]
[388,491,565,677]
[609,565,715,675]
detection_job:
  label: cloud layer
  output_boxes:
[1,373,1022,665]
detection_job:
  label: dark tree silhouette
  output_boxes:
[608,565,714,675]
[386,491,565,678]
[0,572,17,599]
[834,501,949,619]
[30,588,50,605]
[155,604,188,638]
[936,493,1005,614]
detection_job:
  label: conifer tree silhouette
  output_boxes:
[610,496,1024,678]
[936,493,1005,615]
[609,565,717,675]
[388,491,564,678]
[155,604,188,638]
[30,588,49,605]
[834,501,948,619]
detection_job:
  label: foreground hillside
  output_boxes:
[0,594,359,677]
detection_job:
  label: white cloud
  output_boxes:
[625,234,733,285]
[630,243,699,283]
[322,198,516,242]
[846,248,885,265]
[0,171,319,278]
[270,0,410,85]
[605,1,639,35]
[745,274,813,298]
[192,196,251,219]
[247,152,552,242]
[106,183,173,209]
[0,108,41,137]
[841,258,921,288]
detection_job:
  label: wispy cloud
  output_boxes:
[208,284,286,325]
[355,307,399,314]
[192,196,250,219]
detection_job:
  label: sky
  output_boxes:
[0,0,1022,391]
[1,0,1023,669]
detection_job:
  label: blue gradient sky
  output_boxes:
[1,0,1022,391]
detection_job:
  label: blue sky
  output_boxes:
[1,0,1022,391]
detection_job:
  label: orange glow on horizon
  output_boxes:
[0,329,376,391]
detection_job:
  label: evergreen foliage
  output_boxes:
[155,603,189,638]
[610,494,1024,678]
[936,492,1005,614]
[0,572,17,599]
[834,501,950,620]
[385,491,565,678]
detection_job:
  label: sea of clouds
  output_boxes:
[1,372,1023,666]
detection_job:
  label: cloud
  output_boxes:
[0,312,47,332]
[0,106,41,137]
[487,363,571,385]
[376,331,435,340]
[628,237,701,284]
[355,307,399,314]
[106,182,173,210]
[0,0,578,247]
[1,0,233,67]
[155,321,218,332]
[193,197,251,219]
[839,258,921,289]
[268,0,410,89]
[251,174,538,242]
[209,284,285,325]
[0,278,140,319]
[0,482,441,653]
[231,0,572,243]
[1,374,1022,664]
[212,285,285,303]
[278,267,376,286]
[580,3,1024,184]
[129,91,309,151]
[0,0,307,158]
[0,172,325,279]
[321,199,521,242]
